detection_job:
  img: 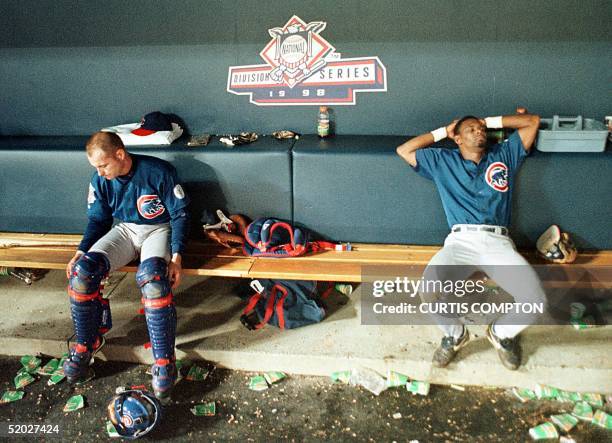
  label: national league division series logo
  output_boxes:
[227,15,387,106]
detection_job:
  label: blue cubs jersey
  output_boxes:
[413,131,527,228]
[79,154,190,255]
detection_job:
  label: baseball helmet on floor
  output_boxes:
[107,389,161,439]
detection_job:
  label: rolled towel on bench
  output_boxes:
[101,122,183,146]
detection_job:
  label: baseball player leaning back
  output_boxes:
[396,113,547,370]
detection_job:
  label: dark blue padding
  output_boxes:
[511,151,612,250]
[0,136,294,234]
[292,135,449,245]
[0,136,91,233]
[292,135,612,250]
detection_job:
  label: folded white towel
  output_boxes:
[101,122,183,146]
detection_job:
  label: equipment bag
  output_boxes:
[240,279,334,330]
[243,217,350,257]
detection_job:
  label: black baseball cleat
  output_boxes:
[151,359,178,400]
[432,328,470,368]
[63,344,93,384]
[63,336,105,384]
[486,324,522,370]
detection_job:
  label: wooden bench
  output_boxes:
[1,233,610,288]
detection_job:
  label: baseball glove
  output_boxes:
[536,224,577,264]
[203,213,250,250]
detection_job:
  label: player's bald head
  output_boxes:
[86,132,125,157]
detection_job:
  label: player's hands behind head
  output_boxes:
[446,119,459,139]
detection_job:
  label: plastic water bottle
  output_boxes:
[317,106,330,138]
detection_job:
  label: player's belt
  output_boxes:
[451,225,508,236]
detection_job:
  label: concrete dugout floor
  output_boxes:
[0,271,610,393]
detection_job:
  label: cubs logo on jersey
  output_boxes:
[485,162,509,192]
[137,195,166,219]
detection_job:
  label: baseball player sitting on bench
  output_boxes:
[396,112,546,370]
[63,132,190,398]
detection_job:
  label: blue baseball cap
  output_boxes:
[132,112,173,136]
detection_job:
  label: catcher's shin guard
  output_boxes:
[68,252,110,350]
[136,257,177,361]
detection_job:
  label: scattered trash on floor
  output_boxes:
[14,371,36,389]
[330,370,351,384]
[20,355,42,373]
[591,410,612,429]
[331,368,430,397]
[550,413,578,432]
[37,358,59,376]
[386,370,409,388]
[529,421,558,440]
[47,370,66,386]
[0,390,25,403]
[511,382,611,439]
[63,394,85,412]
[511,387,536,403]
[175,359,189,381]
[406,380,430,396]
[248,375,269,391]
[263,371,286,386]
[186,365,210,381]
[570,316,596,330]
[581,392,603,407]
[105,421,120,438]
[348,367,387,396]
[191,402,216,416]
[334,283,353,295]
[572,401,593,421]
[534,383,558,399]
[555,389,582,403]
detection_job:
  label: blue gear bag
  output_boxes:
[240,279,333,330]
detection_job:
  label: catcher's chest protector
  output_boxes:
[243,217,349,257]
[243,218,308,257]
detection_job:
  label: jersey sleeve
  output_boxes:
[160,166,191,255]
[413,148,443,181]
[501,130,528,170]
[78,178,113,252]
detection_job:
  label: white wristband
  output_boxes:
[431,126,447,142]
[485,116,503,129]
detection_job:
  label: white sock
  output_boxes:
[493,323,526,339]
[450,325,465,340]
